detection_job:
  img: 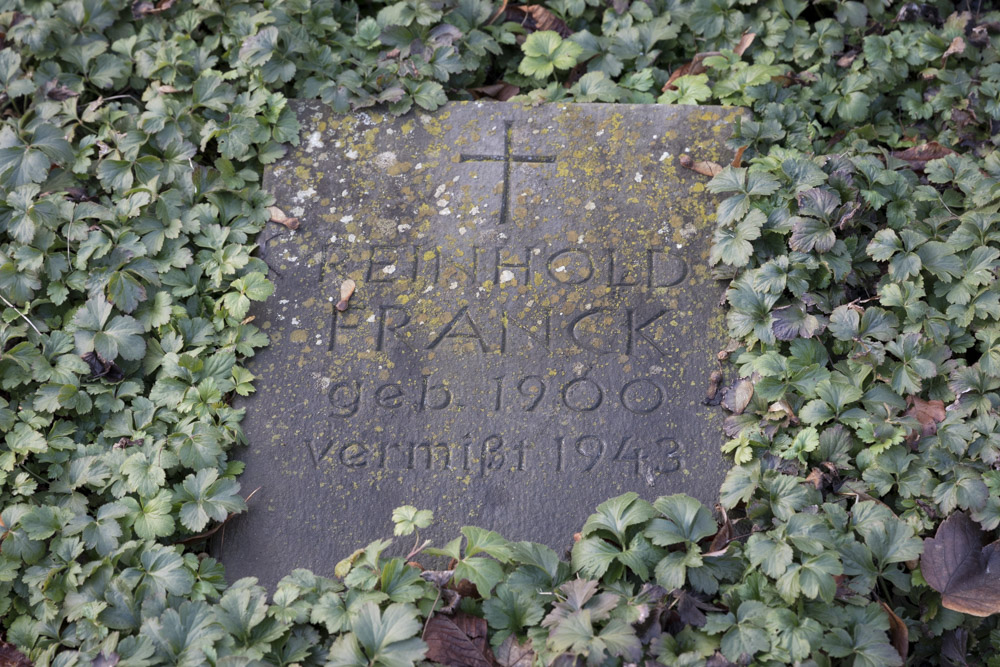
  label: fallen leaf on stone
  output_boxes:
[469,82,520,101]
[267,206,299,230]
[921,512,1000,616]
[942,36,965,63]
[336,279,356,312]
[494,635,534,667]
[704,369,724,403]
[906,396,946,441]
[424,613,494,667]
[679,153,723,177]
[891,142,956,170]
[878,601,909,662]
[0,641,32,667]
[721,377,754,414]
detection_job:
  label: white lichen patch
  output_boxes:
[382,264,396,274]
[584,201,596,211]
[373,151,397,170]
[305,131,324,152]
[634,172,643,183]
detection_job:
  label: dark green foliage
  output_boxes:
[1,0,1000,664]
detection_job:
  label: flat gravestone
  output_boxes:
[219,102,743,588]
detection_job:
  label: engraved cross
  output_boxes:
[460,120,555,224]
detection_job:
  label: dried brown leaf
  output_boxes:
[494,635,534,667]
[132,0,175,18]
[45,82,78,101]
[733,32,756,57]
[424,613,494,667]
[678,153,723,178]
[942,36,965,64]
[708,505,732,553]
[336,279,356,312]
[501,5,571,37]
[267,206,299,230]
[157,84,180,93]
[721,377,753,415]
[922,512,1000,617]
[704,370,724,402]
[0,641,31,667]
[731,145,747,168]
[878,601,909,662]
[891,141,956,170]
[469,83,520,102]
[836,52,857,68]
[662,54,715,91]
[906,396,946,439]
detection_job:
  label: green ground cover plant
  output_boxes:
[1,0,1000,664]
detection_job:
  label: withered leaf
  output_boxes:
[837,51,857,67]
[81,351,124,382]
[906,396,946,439]
[673,590,719,628]
[131,0,175,18]
[494,635,534,667]
[267,206,299,230]
[92,652,120,667]
[708,505,732,553]
[0,641,31,667]
[942,36,965,63]
[498,5,571,36]
[424,613,494,667]
[721,377,754,415]
[891,141,956,170]
[878,601,909,662]
[45,82,78,101]
[704,369,723,402]
[921,512,1000,617]
[733,32,756,57]
[706,652,739,667]
[679,153,723,178]
[336,279,356,312]
[420,569,454,587]
[731,145,747,168]
[469,83,520,102]
[941,628,969,666]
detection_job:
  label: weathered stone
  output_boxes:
[218,102,743,588]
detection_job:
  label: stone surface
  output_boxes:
[218,101,743,588]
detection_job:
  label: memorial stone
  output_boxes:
[219,102,744,588]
